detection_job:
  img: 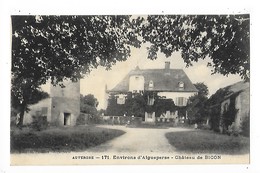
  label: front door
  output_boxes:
[145,112,155,122]
[64,113,71,125]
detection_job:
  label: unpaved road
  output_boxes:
[87,125,191,153]
[10,125,249,165]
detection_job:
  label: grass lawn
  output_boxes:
[11,125,125,153]
[165,130,249,155]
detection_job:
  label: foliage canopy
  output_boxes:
[11,15,250,125]
[187,82,209,123]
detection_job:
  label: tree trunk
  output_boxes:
[17,111,24,127]
[17,103,26,128]
[206,117,210,125]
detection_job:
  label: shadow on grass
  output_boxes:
[11,125,125,153]
[165,130,249,155]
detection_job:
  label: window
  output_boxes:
[117,94,126,104]
[148,80,154,89]
[175,97,187,106]
[224,103,229,112]
[147,95,155,106]
[178,81,184,90]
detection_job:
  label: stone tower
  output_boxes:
[50,80,80,126]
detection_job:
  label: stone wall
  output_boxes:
[50,80,80,126]
[23,98,52,125]
[23,80,80,126]
[235,88,250,128]
[50,97,80,126]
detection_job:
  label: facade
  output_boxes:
[218,81,249,133]
[107,62,198,123]
[23,80,80,126]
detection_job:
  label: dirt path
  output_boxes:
[87,125,191,154]
[11,125,192,165]
[10,125,249,165]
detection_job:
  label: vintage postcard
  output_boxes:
[10,14,250,166]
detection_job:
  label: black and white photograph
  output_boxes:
[1,0,260,172]
[9,14,250,165]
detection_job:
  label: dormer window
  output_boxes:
[179,81,184,90]
[117,94,126,105]
[148,80,154,89]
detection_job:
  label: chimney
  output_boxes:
[165,61,170,69]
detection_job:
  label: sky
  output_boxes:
[80,44,242,109]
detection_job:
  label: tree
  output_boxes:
[12,15,141,125]
[194,82,209,97]
[187,82,209,124]
[80,94,99,115]
[106,92,176,119]
[126,93,146,118]
[106,93,146,117]
[98,109,106,116]
[106,94,126,116]
[139,15,249,81]
[145,92,176,117]
[207,87,231,106]
[11,76,49,126]
[79,94,99,124]
[12,15,249,125]
[81,94,99,108]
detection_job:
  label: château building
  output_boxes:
[107,62,198,123]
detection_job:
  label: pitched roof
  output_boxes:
[110,67,198,92]
[222,81,249,99]
[208,81,249,107]
[224,81,249,93]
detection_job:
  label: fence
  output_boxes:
[102,116,142,126]
[102,116,190,126]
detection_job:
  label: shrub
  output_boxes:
[76,113,88,125]
[31,115,48,131]
[199,124,211,130]
[227,122,241,136]
[222,99,238,134]
[208,105,221,132]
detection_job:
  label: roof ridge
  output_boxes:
[222,81,249,89]
[130,68,185,72]
[110,67,197,92]
[136,68,184,70]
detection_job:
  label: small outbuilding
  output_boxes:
[23,80,80,126]
[209,81,249,135]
